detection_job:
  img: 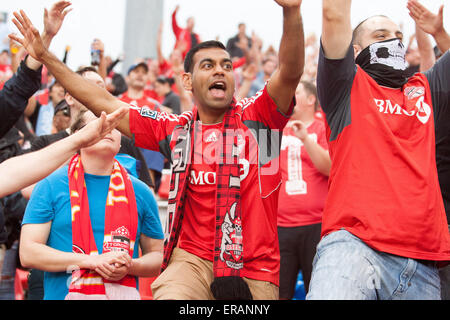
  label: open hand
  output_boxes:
[44,1,72,38]
[9,10,47,61]
[74,107,129,149]
[407,0,444,36]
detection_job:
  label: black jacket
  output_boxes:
[0,57,42,139]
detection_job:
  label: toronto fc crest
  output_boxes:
[103,226,131,253]
[219,202,243,270]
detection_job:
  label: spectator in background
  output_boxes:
[51,99,71,134]
[121,62,161,111]
[27,80,65,136]
[20,109,164,300]
[171,5,201,59]
[248,55,278,98]
[105,55,127,97]
[226,23,252,60]
[120,62,164,192]
[278,81,330,299]
[0,50,13,90]
[154,76,181,115]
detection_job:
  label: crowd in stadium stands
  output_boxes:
[0,0,449,301]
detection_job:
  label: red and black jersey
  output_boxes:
[317,44,450,262]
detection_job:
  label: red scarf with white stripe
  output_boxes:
[65,155,140,300]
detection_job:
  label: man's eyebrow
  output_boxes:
[371,28,390,35]
[198,58,233,66]
[199,58,214,65]
[371,29,403,39]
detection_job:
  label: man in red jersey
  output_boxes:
[306,0,450,300]
[277,81,330,299]
[120,62,161,112]
[171,5,201,59]
[10,0,305,300]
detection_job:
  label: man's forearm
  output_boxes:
[433,28,450,53]
[20,241,92,273]
[41,50,120,118]
[416,24,435,72]
[322,0,353,59]
[278,6,304,83]
[302,136,331,176]
[0,131,82,198]
[129,251,163,278]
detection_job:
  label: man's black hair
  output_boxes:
[184,40,227,73]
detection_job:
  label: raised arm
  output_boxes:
[408,0,449,53]
[415,24,436,72]
[267,0,305,115]
[0,107,127,198]
[171,5,182,38]
[9,10,132,137]
[321,0,353,59]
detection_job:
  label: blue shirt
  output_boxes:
[22,165,164,300]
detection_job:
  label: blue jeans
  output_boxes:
[306,230,441,300]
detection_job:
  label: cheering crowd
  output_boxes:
[0,0,449,300]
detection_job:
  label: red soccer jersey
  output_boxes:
[320,56,450,262]
[277,120,329,227]
[129,86,294,285]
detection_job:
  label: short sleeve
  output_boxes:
[129,104,188,160]
[239,84,295,130]
[424,51,450,123]
[22,178,55,225]
[133,177,164,240]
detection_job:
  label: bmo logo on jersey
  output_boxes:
[189,171,216,185]
[374,95,431,125]
[189,159,250,186]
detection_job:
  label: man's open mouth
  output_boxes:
[209,81,227,99]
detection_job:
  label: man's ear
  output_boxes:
[307,95,316,107]
[65,92,74,106]
[182,72,193,91]
[353,44,362,59]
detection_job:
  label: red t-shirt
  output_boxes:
[277,120,328,227]
[129,85,294,285]
[317,44,450,262]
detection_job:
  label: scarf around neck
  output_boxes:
[65,155,140,300]
[162,103,252,299]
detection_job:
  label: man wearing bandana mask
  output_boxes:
[306,1,450,300]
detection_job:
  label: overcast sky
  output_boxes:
[1,0,448,72]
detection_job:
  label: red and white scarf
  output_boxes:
[65,155,140,300]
